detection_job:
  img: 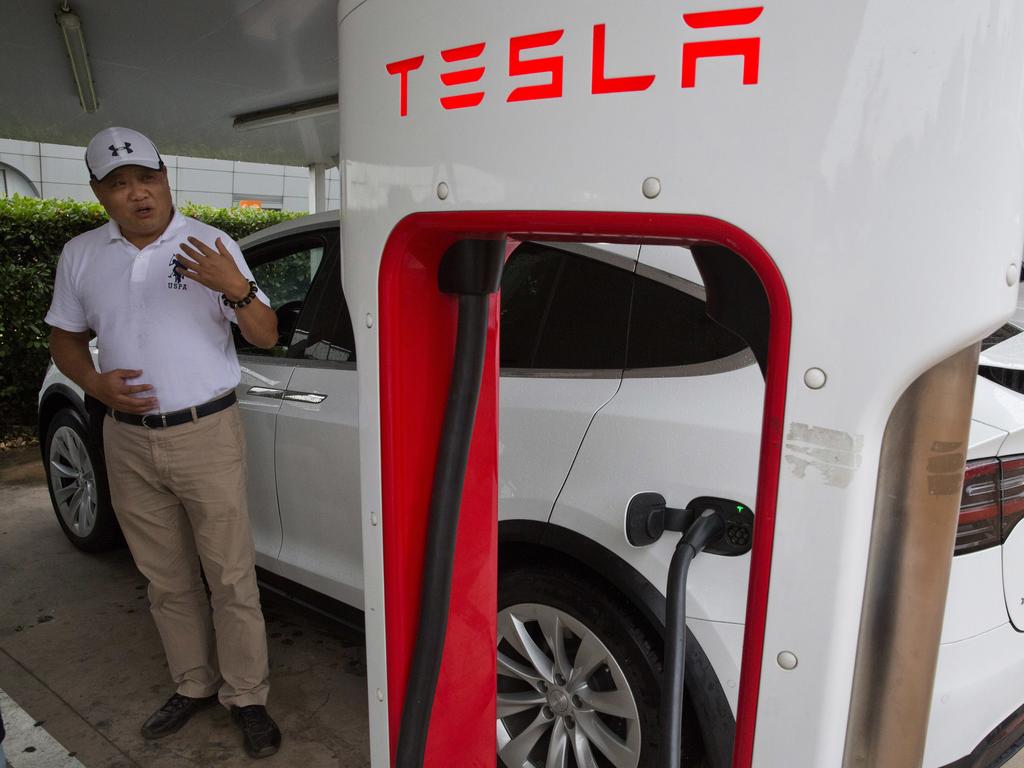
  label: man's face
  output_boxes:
[90,165,173,249]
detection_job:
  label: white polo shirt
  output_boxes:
[45,210,270,414]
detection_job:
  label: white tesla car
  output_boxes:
[37,212,1024,768]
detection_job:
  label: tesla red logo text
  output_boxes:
[386,7,762,116]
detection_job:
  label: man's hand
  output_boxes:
[49,328,159,413]
[89,369,158,413]
[175,237,250,300]
[175,235,278,348]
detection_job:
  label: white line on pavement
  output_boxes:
[0,688,86,768]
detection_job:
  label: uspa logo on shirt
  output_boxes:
[168,258,188,290]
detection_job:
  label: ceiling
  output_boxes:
[1,0,340,167]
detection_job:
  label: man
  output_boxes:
[45,127,282,759]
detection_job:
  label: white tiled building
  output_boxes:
[0,138,340,212]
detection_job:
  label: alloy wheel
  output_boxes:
[497,602,642,768]
[48,425,98,538]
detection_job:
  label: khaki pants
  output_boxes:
[103,403,269,708]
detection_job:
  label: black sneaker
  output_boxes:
[141,692,218,739]
[231,705,282,759]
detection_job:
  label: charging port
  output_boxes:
[627,493,753,556]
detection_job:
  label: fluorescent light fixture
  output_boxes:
[55,5,98,113]
[233,95,338,132]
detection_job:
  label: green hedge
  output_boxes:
[0,195,302,432]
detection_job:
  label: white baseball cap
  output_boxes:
[85,127,163,181]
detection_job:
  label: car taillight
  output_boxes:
[1000,456,1024,542]
[956,459,1000,555]
[955,454,1024,555]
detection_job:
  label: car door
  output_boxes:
[271,249,363,607]
[498,241,637,523]
[235,231,334,566]
[550,244,763,626]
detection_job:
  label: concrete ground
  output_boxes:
[2,445,1023,768]
[0,446,370,768]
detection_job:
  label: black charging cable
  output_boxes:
[626,493,754,768]
[660,510,725,768]
[395,239,504,768]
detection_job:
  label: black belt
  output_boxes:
[110,391,237,429]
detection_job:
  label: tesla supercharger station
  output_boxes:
[337,2,1024,766]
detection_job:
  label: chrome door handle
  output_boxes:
[283,391,328,404]
[246,386,284,399]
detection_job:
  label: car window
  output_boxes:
[626,271,747,369]
[288,248,356,365]
[253,247,323,311]
[500,242,632,371]
[982,322,1023,352]
[499,243,563,368]
[237,234,329,358]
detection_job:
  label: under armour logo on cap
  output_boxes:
[86,127,162,180]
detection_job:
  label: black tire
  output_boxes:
[498,565,706,768]
[42,407,121,552]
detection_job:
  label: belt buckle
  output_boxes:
[142,414,167,429]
